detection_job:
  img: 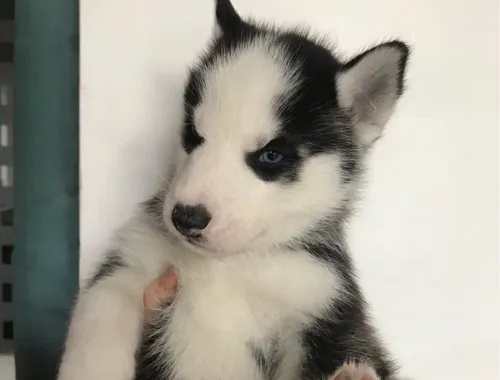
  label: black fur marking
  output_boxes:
[251,340,282,380]
[181,116,205,155]
[143,192,165,219]
[134,326,161,380]
[182,69,206,154]
[215,0,243,34]
[135,301,175,380]
[301,300,397,380]
[86,253,125,289]
[181,122,204,154]
[272,32,361,182]
[135,331,173,380]
[245,135,301,183]
[298,241,398,380]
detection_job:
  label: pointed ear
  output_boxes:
[213,0,243,36]
[337,41,410,147]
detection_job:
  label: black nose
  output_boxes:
[171,203,211,234]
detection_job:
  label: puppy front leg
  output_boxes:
[57,268,148,380]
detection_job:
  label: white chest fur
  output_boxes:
[155,248,341,380]
[117,214,341,379]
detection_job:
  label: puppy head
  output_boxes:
[162,0,409,257]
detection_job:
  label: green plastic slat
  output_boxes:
[13,1,79,379]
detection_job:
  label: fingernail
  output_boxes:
[160,270,177,288]
[361,375,375,380]
[334,371,352,380]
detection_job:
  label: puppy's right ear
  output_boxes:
[213,0,243,36]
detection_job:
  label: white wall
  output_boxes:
[80,1,499,379]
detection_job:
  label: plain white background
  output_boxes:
[73,1,500,380]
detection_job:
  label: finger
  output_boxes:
[143,283,164,311]
[143,268,178,317]
[333,372,352,380]
[157,268,178,294]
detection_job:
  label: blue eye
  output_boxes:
[258,150,284,165]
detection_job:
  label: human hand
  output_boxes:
[143,267,178,322]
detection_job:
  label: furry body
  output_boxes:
[58,1,409,379]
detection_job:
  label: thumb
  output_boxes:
[143,267,178,319]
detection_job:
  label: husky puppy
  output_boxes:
[58,1,410,379]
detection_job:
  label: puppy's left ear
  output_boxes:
[337,41,410,147]
[213,0,244,37]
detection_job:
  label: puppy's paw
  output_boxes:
[330,362,380,380]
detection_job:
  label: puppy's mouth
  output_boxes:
[177,231,233,257]
[186,234,205,247]
[174,229,212,252]
[184,236,225,257]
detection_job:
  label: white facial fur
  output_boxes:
[163,39,348,256]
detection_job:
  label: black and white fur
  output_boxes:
[58,1,410,379]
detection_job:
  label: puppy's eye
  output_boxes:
[245,137,298,182]
[258,150,284,165]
